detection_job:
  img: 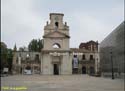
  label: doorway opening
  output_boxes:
[53,64,59,75]
[82,66,86,74]
[90,67,95,75]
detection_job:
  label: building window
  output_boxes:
[90,55,93,60]
[53,43,61,49]
[82,54,85,60]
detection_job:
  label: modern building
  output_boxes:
[100,21,125,78]
[12,13,100,75]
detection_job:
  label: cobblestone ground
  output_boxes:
[1,75,124,91]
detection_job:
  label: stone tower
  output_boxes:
[41,13,72,75]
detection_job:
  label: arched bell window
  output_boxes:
[55,22,59,31]
[55,22,59,28]
[53,43,61,49]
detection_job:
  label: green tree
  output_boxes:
[28,39,43,52]
[37,39,43,52]
[1,42,14,73]
[7,49,13,73]
[19,46,27,51]
[0,42,8,71]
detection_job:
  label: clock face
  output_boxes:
[55,16,58,21]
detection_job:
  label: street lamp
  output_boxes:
[110,51,114,79]
[97,58,98,73]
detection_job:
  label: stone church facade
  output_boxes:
[41,13,71,75]
[12,13,100,75]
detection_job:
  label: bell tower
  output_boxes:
[41,13,72,75]
[44,13,69,36]
[43,13,70,51]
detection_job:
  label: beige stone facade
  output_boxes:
[41,13,71,75]
[12,13,100,75]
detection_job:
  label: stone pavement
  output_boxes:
[1,75,124,91]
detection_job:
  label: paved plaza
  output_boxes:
[1,75,124,91]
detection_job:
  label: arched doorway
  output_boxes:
[82,66,86,74]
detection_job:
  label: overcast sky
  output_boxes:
[1,0,124,49]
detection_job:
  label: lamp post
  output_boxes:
[110,51,114,79]
[97,58,98,74]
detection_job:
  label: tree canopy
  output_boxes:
[28,39,43,52]
[1,42,8,70]
[0,42,13,73]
